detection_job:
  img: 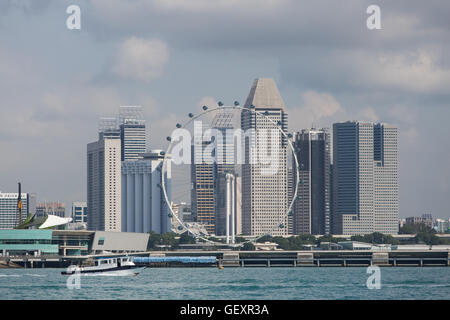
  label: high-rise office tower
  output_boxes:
[87,129,122,232]
[121,150,172,234]
[191,141,216,234]
[287,167,294,235]
[332,121,398,235]
[211,111,242,236]
[241,78,288,236]
[292,128,331,235]
[119,106,146,161]
[216,172,242,237]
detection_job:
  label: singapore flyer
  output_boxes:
[160,101,300,246]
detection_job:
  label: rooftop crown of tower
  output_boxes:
[244,78,286,110]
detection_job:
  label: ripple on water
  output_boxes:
[0,267,448,300]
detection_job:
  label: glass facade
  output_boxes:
[0,230,58,255]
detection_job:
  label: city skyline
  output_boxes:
[0,1,449,219]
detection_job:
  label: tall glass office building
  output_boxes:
[332,121,398,235]
[292,128,331,235]
[119,106,146,162]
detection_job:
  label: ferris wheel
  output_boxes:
[159,101,300,246]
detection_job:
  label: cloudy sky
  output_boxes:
[0,0,449,218]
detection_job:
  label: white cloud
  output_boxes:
[197,96,217,108]
[358,107,379,122]
[153,0,286,11]
[288,91,343,131]
[113,37,169,81]
[345,49,450,94]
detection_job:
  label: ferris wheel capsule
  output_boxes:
[234,101,239,106]
[176,123,182,128]
[188,113,194,118]
[202,105,208,111]
[218,101,224,106]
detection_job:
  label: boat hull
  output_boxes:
[61,266,145,276]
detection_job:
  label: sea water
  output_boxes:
[0,267,448,300]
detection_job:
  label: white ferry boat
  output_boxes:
[61,256,144,276]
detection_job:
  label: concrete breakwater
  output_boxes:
[1,250,449,268]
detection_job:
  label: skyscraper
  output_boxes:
[332,121,398,235]
[121,151,172,234]
[292,128,331,235]
[211,111,241,236]
[191,141,216,234]
[241,78,288,236]
[87,131,121,232]
[119,106,146,161]
[190,110,242,236]
[287,167,294,235]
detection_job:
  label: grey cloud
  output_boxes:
[0,0,449,218]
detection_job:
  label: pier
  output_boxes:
[131,250,450,268]
[1,250,449,268]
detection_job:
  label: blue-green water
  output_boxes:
[0,267,449,300]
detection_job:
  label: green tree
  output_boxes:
[399,223,435,234]
[256,235,273,243]
[415,232,441,245]
[242,242,255,251]
[234,237,247,243]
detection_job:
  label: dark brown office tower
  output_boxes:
[292,129,330,235]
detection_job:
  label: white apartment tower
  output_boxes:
[241,78,288,236]
[87,133,122,232]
